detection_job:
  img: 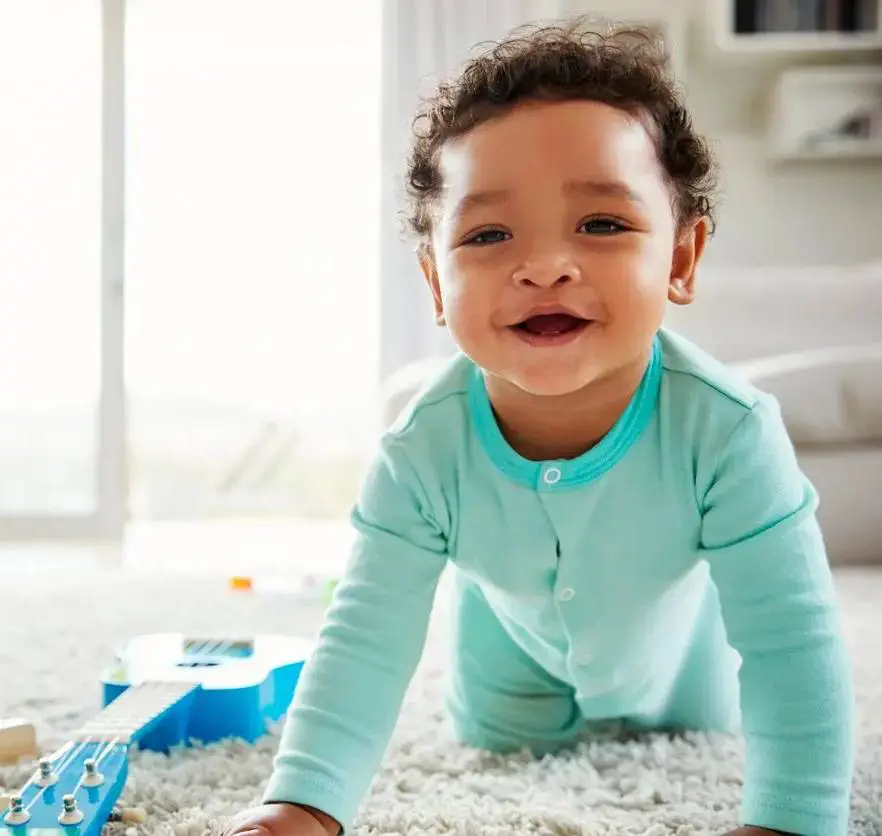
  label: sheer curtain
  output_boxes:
[124,1,383,523]
[379,0,567,380]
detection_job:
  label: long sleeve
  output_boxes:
[700,394,855,836]
[262,435,449,832]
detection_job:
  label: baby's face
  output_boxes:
[422,98,698,397]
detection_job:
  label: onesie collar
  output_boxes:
[468,334,662,490]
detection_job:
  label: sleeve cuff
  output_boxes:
[262,770,354,834]
[742,793,849,836]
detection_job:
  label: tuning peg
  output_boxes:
[36,756,58,786]
[3,794,30,826]
[81,757,104,787]
[58,794,84,826]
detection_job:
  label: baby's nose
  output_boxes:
[512,254,582,288]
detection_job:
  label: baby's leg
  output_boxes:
[446,572,584,755]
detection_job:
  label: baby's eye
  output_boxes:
[465,229,510,245]
[579,218,627,235]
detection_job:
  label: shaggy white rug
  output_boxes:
[1,567,881,835]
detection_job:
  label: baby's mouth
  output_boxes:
[513,313,591,336]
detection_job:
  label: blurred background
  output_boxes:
[0,0,880,579]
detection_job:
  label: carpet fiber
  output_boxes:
[2,568,881,835]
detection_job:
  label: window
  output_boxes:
[125,0,381,522]
[0,0,102,516]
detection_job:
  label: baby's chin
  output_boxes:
[497,362,603,399]
[462,341,607,398]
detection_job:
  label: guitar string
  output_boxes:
[17,687,139,810]
[70,735,122,796]
[22,737,93,813]
[50,681,176,804]
[15,640,237,816]
[95,736,121,766]
[19,739,84,810]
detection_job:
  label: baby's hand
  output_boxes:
[220,802,340,836]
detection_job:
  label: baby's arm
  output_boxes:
[701,395,854,836]
[261,435,449,832]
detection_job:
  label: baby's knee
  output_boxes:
[445,685,518,751]
[447,709,520,753]
[445,689,583,756]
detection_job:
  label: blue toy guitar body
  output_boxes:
[1,634,312,836]
[100,633,311,753]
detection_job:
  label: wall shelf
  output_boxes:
[772,137,882,159]
[709,0,882,55]
[767,65,882,160]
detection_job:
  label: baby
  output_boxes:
[223,18,854,836]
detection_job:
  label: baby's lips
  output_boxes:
[515,313,589,335]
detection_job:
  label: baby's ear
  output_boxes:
[668,217,708,306]
[418,246,445,325]
[668,275,694,306]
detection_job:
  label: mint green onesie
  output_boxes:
[263,329,854,835]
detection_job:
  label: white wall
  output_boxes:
[682,56,882,267]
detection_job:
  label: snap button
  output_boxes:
[543,466,562,485]
[558,587,575,602]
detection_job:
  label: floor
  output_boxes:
[0,519,353,583]
[1,563,880,835]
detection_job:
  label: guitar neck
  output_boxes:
[74,681,198,743]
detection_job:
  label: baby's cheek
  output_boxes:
[605,267,670,337]
[442,291,491,349]
[605,260,660,303]
[444,265,497,315]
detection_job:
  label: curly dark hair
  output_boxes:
[404,17,719,246]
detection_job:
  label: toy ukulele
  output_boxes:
[1,634,312,836]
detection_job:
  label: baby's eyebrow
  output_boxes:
[451,189,510,219]
[450,179,646,220]
[564,178,647,206]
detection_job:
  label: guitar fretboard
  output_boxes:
[74,681,198,743]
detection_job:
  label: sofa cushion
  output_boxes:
[664,260,882,364]
[736,344,882,445]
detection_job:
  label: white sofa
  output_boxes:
[666,261,882,565]
[380,261,882,564]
